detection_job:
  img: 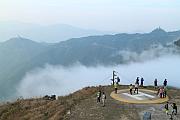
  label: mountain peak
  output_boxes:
[2,37,39,48]
[5,37,35,44]
[151,27,167,34]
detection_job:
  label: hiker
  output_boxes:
[154,79,158,89]
[164,79,167,87]
[136,77,140,85]
[165,102,169,115]
[159,87,163,98]
[97,90,101,103]
[134,83,139,94]
[163,86,167,98]
[102,92,106,107]
[129,84,133,95]
[140,77,144,86]
[114,82,118,94]
[172,103,177,115]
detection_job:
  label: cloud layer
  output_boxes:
[16,54,180,98]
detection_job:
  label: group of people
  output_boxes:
[129,77,144,95]
[157,86,167,98]
[165,102,177,115]
[154,78,167,89]
[136,77,145,87]
[154,79,168,98]
[97,90,106,107]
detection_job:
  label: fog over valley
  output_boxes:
[16,54,180,98]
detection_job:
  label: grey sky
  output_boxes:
[0,0,180,32]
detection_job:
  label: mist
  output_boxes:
[16,54,180,98]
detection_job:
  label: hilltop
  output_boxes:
[0,85,179,120]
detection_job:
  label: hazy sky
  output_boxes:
[0,0,180,32]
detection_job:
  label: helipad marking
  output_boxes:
[122,92,155,100]
[138,92,155,98]
[111,89,169,104]
[122,93,144,100]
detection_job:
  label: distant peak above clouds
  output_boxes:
[151,27,167,34]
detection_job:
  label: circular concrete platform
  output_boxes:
[110,89,169,104]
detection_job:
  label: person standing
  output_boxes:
[154,79,158,89]
[141,77,144,86]
[114,82,118,94]
[129,84,133,95]
[134,83,139,94]
[136,77,140,85]
[102,92,106,107]
[165,102,169,115]
[117,77,120,84]
[97,90,101,103]
[164,79,167,87]
[159,87,163,98]
[172,103,177,115]
[163,86,167,98]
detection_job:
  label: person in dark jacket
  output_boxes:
[172,103,177,115]
[136,77,139,85]
[140,77,144,86]
[163,79,167,86]
[154,79,158,89]
[165,102,169,115]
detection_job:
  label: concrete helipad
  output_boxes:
[110,89,169,104]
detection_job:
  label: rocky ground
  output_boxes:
[0,85,179,120]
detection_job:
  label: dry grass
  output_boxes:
[0,85,179,120]
[0,86,98,120]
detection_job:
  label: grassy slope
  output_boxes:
[0,85,179,120]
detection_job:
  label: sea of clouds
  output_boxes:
[16,54,180,98]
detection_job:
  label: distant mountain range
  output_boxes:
[0,21,115,43]
[0,28,180,100]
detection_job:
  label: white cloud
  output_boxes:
[16,55,180,98]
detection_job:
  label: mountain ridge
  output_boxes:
[0,28,180,100]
